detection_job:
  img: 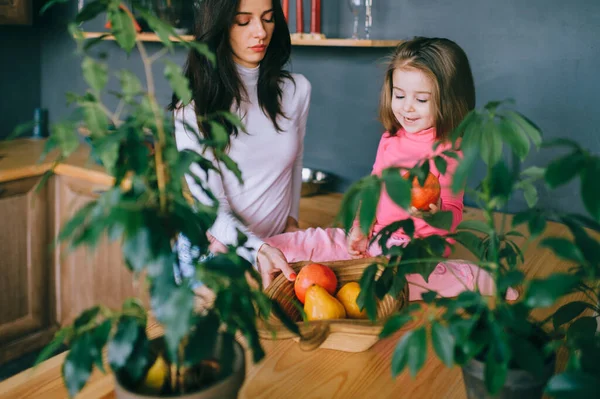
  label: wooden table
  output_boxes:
[0,195,585,399]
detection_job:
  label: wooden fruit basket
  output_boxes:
[258,258,409,352]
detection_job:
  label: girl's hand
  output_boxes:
[408,198,442,219]
[283,216,301,233]
[257,244,297,289]
[347,227,369,258]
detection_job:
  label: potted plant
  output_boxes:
[337,100,600,398]
[32,1,298,398]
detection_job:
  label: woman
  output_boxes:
[171,0,311,288]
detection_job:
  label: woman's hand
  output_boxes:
[347,226,369,258]
[207,231,228,254]
[257,244,297,289]
[408,198,442,219]
[283,216,301,233]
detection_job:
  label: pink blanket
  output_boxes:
[264,227,518,301]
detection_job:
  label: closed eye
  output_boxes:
[417,99,428,103]
[395,95,405,99]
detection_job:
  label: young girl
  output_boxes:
[265,37,517,300]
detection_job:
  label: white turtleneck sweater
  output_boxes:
[174,64,311,264]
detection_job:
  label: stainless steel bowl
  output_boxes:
[301,167,332,197]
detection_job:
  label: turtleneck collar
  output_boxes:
[235,62,259,86]
[398,126,437,143]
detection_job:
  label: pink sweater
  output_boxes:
[370,127,464,239]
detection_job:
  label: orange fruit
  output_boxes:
[403,172,441,211]
[294,263,338,304]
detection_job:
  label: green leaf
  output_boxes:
[567,317,597,346]
[524,274,580,308]
[498,115,530,160]
[7,120,35,139]
[359,177,381,236]
[380,313,413,338]
[421,290,438,303]
[408,327,427,378]
[553,301,593,330]
[546,372,600,398]
[82,102,109,138]
[544,152,586,188]
[165,60,192,105]
[74,306,100,330]
[452,146,478,194]
[151,285,195,362]
[434,156,448,175]
[521,166,546,179]
[382,168,411,210]
[92,320,112,373]
[497,270,524,292]
[185,41,216,67]
[82,57,108,93]
[422,211,453,230]
[504,110,542,148]
[40,0,70,15]
[489,160,514,203]
[480,119,503,166]
[184,312,220,366]
[108,317,140,371]
[63,333,95,398]
[270,299,301,336]
[52,122,80,158]
[581,157,600,221]
[391,330,412,377]
[431,322,454,367]
[528,211,547,238]
[539,237,586,264]
[509,336,544,378]
[138,10,175,50]
[357,263,379,321]
[35,327,70,366]
[108,6,137,52]
[74,0,109,23]
[116,70,143,100]
[457,220,492,235]
[485,343,509,395]
[522,181,539,207]
[451,231,483,258]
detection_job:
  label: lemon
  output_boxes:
[142,354,169,393]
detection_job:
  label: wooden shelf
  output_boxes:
[81,32,401,47]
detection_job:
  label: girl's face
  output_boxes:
[230,0,275,68]
[391,67,436,134]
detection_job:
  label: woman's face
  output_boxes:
[230,0,275,68]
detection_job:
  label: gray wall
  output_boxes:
[39,0,600,214]
[0,25,41,139]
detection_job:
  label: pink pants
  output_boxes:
[264,227,518,301]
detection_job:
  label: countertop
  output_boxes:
[0,193,581,399]
[0,139,112,186]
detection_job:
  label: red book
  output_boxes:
[283,0,289,22]
[310,0,321,33]
[296,0,303,33]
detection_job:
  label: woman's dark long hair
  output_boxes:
[169,0,293,143]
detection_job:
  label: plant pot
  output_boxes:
[114,339,246,399]
[461,356,556,399]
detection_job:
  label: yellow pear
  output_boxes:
[304,284,346,321]
[141,354,169,393]
[336,282,368,319]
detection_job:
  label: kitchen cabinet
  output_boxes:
[0,140,147,365]
[51,175,146,326]
[0,0,32,25]
[0,176,55,364]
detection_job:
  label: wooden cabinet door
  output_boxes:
[0,0,32,25]
[52,175,147,326]
[0,176,54,364]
